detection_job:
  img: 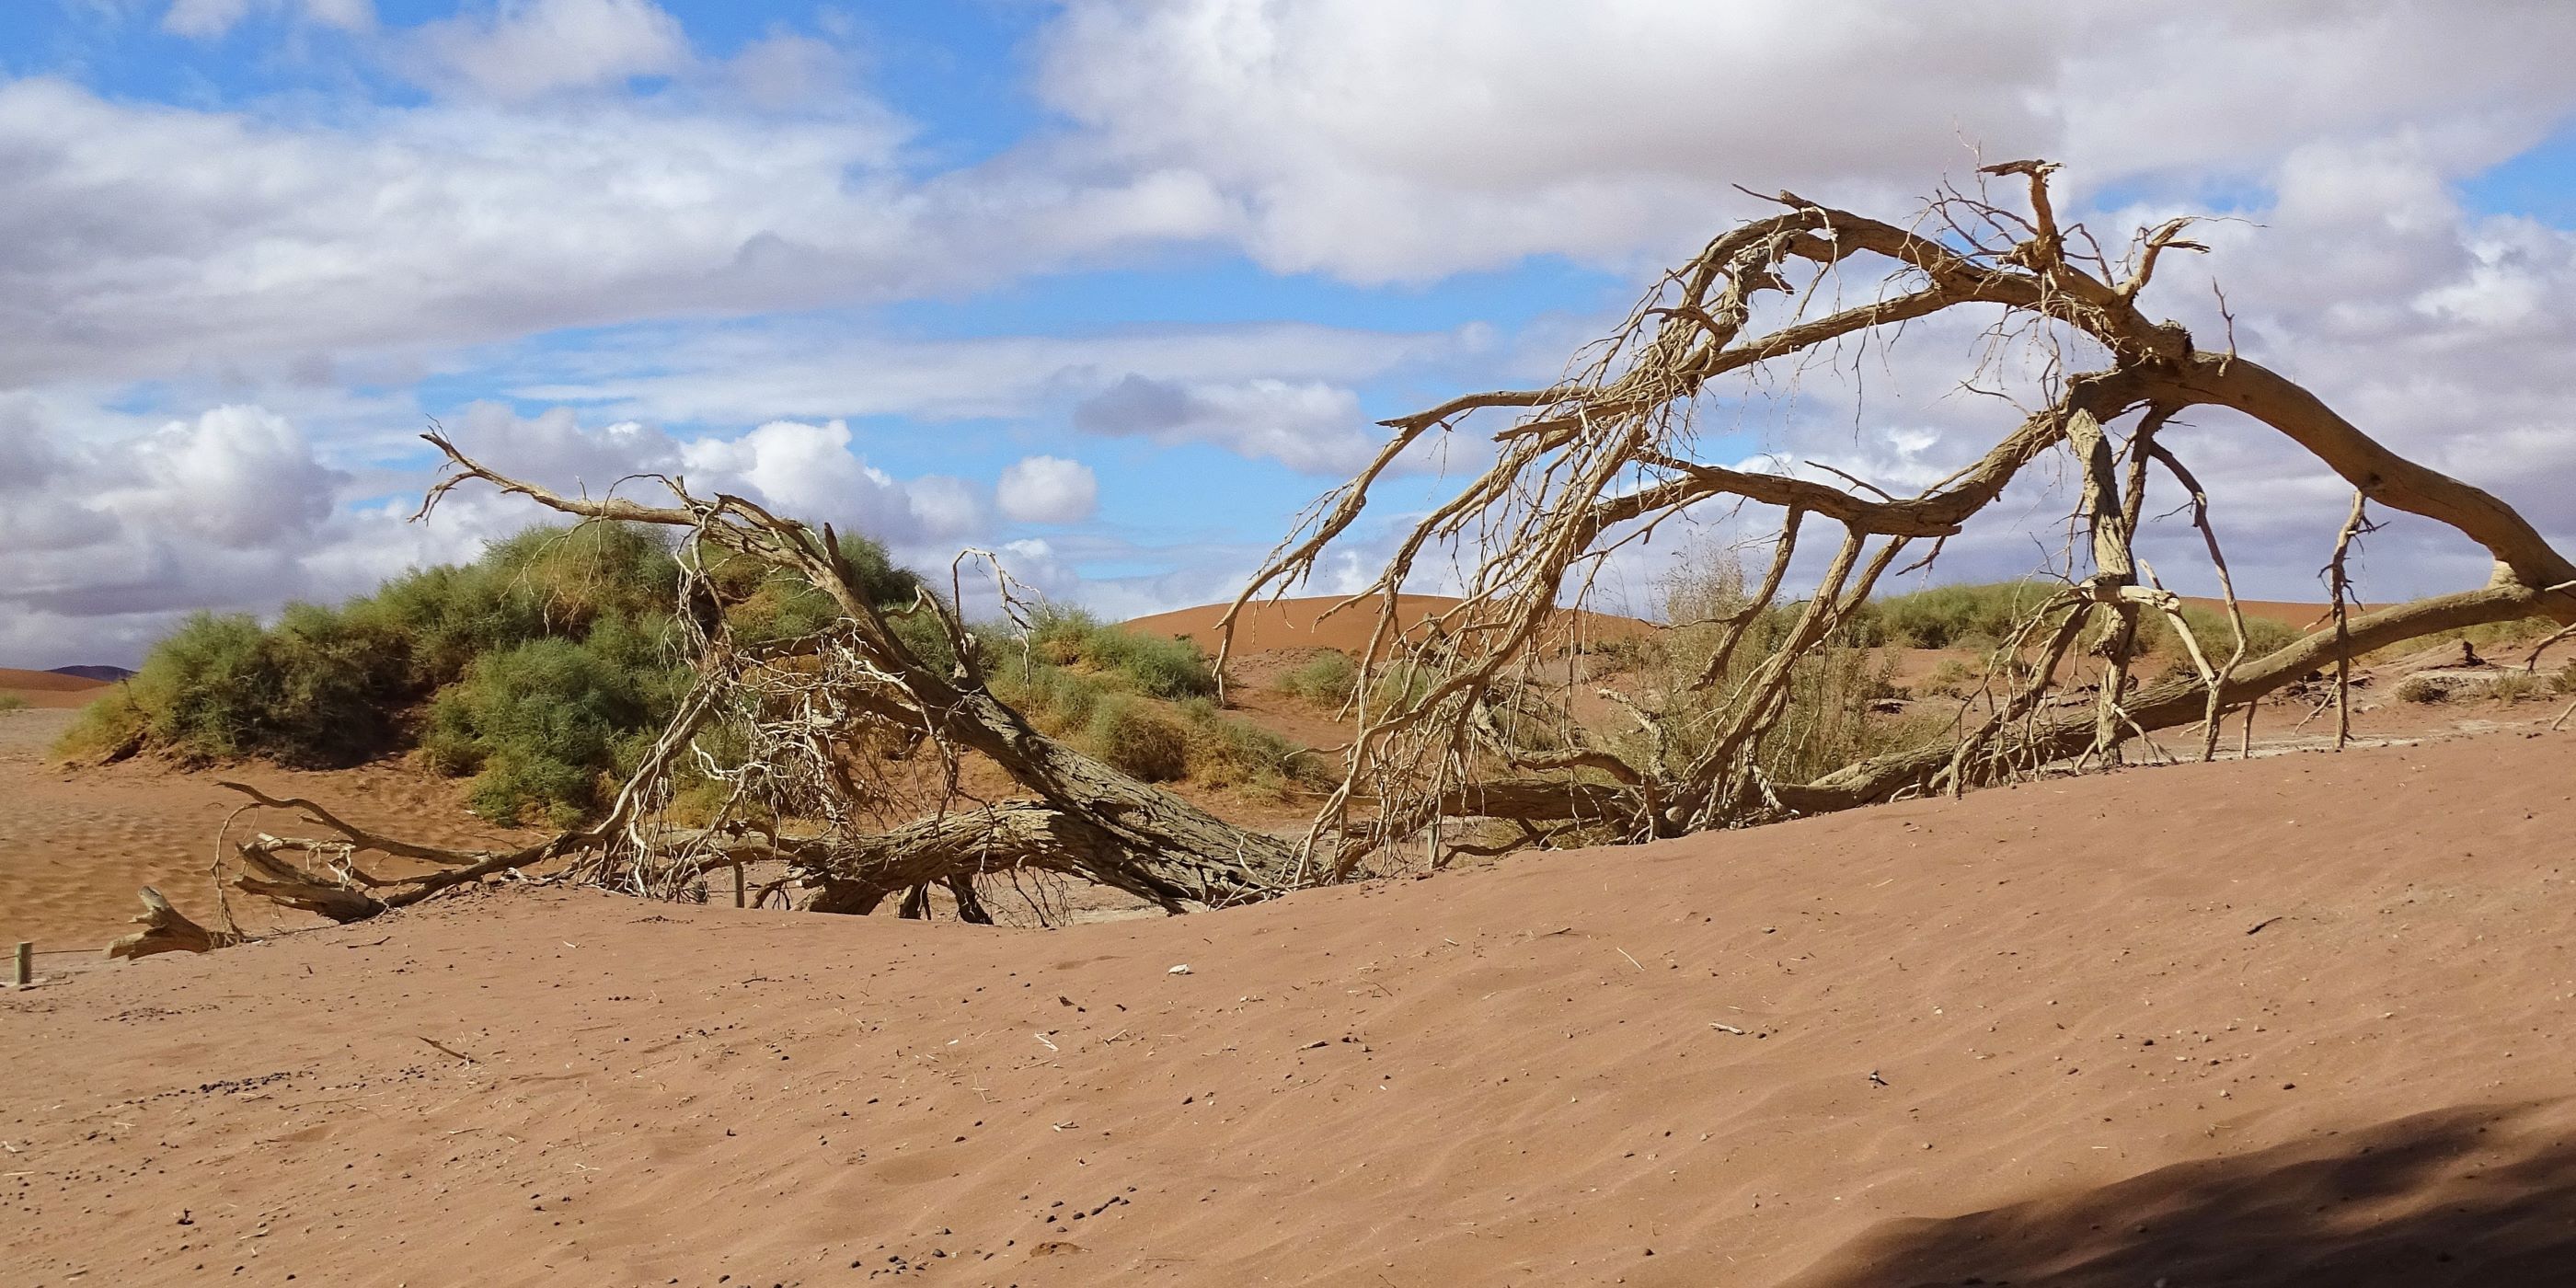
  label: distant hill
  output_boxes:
[48,665,135,683]
[0,667,110,709]
[1122,593,1653,659]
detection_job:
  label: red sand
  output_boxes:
[0,668,109,709]
[7,729,2576,1285]
[2178,597,2353,632]
[1123,593,1652,659]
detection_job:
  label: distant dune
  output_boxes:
[2177,597,2346,631]
[0,667,110,709]
[1129,592,2355,661]
[1122,592,1653,658]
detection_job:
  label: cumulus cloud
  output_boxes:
[0,78,930,393]
[440,404,1001,546]
[0,397,1045,665]
[0,400,357,665]
[1036,2,2576,281]
[411,0,689,101]
[997,455,1098,523]
[123,406,346,548]
[15,0,2576,655]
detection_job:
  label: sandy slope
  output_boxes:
[0,668,109,709]
[0,709,519,955]
[1122,593,1652,658]
[6,730,2575,1286]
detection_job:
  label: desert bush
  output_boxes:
[2487,672,2545,704]
[1640,552,1917,786]
[1173,696,1328,796]
[1857,581,2308,666]
[993,664,1110,737]
[75,608,400,767]
[1858,581,2058,650]
[1093,630,1217,699]
[422,619,684,825]
[53,685,148,759]
[0,694,28,714]
[1366,658,1446,711]
[1019,606,1215,699]
[1918,657,1981,699]
[1083,695,1190,781]
[2554,662,2576,696]
[2395,675,2448,704]
[60,520,926,822]
[1275,650,1360,705]
[2131,605,2306,661]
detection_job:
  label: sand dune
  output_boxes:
[6,728,2574,1285]
[1122,592,1652,659]
[0,667,109,709]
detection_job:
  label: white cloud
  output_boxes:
[15,1,2576,657]
[1036,1,2576,281]
[162,0,373,39]
[997,455,1098,523]
[1071,374,1383,474]
[121,405,345,548]
[445,407,996,546]
[505,320,1481,447]
[412,0,690,101]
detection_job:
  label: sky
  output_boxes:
[4,1,2575,668]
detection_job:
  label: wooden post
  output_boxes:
[12,942,29,988]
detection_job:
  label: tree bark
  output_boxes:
[105,887,239,960]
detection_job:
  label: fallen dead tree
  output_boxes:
[145,161,2573,944]
[1225,160,2576,879]
[178,433,1300,934]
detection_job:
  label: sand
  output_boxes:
[0,708,518,954]
[1121,593,1652,659]
[6,727,2575,1285]
[0,668,109,710]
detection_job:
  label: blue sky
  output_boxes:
[5,2,2576,666]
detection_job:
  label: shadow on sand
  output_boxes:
[1785,1101,2576,1287]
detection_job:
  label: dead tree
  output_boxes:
[1225,161,2576,878]
[209,434,1297,926]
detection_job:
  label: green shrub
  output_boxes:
[0,694,28,714]
[54,686,148,760]
[52,519,929,818]
[1858,581,2060,650]
[1367,659,1443,710]
[1175,697,1328,796]
[2134,605,2305,661]
[1640,550,1920,787]
[1275,650,1359,705]
[424,620,684,825]
[82,608,399,767]
[1018,605,1214,698]
[1084,696,1190,781]
[994,665,1110,737]
[1918,657,1980,699]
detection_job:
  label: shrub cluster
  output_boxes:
[58,522,926,825]
[1853,580,2307,661]
[993,620,1324,799]
[1022,607,1216,698]
[1274,650,1359,705]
